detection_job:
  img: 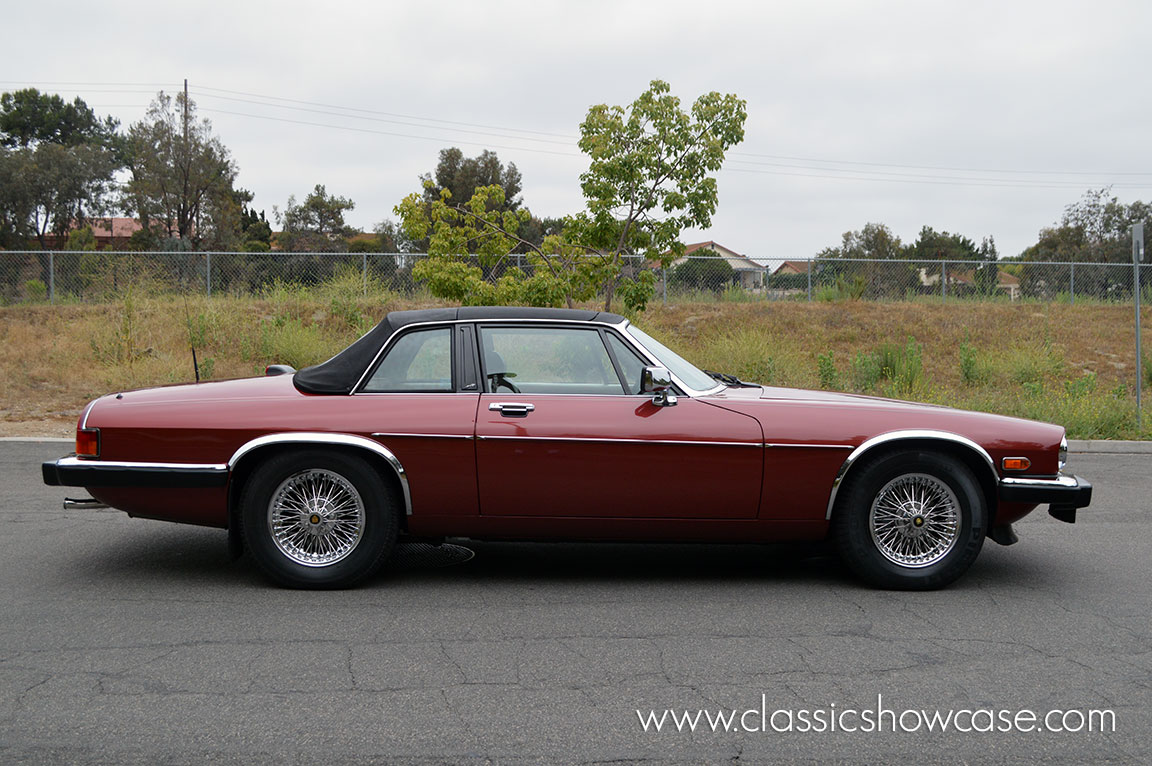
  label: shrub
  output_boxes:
[817,351,838,390]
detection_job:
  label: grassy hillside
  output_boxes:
[2,287,1149,439]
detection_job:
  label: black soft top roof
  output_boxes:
[293,306,626,394]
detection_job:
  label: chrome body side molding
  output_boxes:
[824,430,998,520]
[228,433,413,516]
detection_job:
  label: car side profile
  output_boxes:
[43,306,1091,590]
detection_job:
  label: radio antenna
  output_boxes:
[181,289,201,383]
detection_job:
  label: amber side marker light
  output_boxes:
[76,428,100,458]
[1002,457,1031,471]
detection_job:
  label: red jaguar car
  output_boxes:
[43,306,1091,590]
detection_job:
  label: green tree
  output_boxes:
[974,236,999,295]
[396,80,746,311]
[124,91,239,249]
[816,223,911,298]
[905,226,980,262]
[0,88,119,150]
[277,184,357,252]
[0,90,122,250]
[668,257,736,293]
[0,147,34,247]
[422,148,522,212]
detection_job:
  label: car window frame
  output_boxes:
[357,325,458,394]
[475,323,634,397]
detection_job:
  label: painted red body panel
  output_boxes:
[78,371,1064,539]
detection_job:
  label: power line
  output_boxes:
[729,150,1152,177]
[8,79,1152,188]
[722,165,1152,191]
[194,84,579,140]
[192,90,575,147]
[198,107,582,158]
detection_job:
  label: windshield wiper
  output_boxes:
[703,370,760,388]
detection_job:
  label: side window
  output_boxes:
[362,328,452,392]
[605,332,648,394]
[480,326,625,395]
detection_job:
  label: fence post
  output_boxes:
[941,261,947,300]
[661,267,667,306]
[363,253,368,296]
[205,253,212,297]
[49,252,55,304]
[807,260,812,301]
[1134,224,1144,433]
[1070,262,1075,305]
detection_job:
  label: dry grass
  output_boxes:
[2,295,1149,438]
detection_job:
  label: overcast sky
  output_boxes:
[7,0,1151,259]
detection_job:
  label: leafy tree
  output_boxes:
[277,184,356,252]
[396,80,746,311]
[422,148,522,212]
[815,223,911,298]
[124,91,238,249]
[905,226,980,262]
[669,257,736,293]
[0,88,119,150]
[1021,187,1151,264]
[0,90,122,251]
[0,147,34,247]
[974,236,999,295]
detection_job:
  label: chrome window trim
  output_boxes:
[227,433,413,516]
[352,318,631,395]
[348,316,722,399]
[824,430,998,520]
[475,435,762,448]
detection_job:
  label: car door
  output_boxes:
[473,323,763,519]
[354,323,480,516]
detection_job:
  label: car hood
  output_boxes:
[701,384,1065,468]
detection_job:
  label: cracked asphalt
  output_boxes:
[1,442,1149,764]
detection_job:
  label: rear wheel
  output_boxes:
[832,450,986,590]
[240,450,398,588]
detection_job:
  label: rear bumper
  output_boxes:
[42,455,228,489]
[998,474,1092,523]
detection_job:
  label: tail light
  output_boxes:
[76,428,100,458]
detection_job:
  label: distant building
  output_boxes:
[670,241,765,290]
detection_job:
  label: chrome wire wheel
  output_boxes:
[267,469,366,567]
[869,472,960,568]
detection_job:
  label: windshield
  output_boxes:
[626,325,721,393]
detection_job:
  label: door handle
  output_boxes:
[488,402,535,418]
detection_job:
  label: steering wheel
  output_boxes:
[486,371,521,393]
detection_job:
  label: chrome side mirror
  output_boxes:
[640,366,677,407]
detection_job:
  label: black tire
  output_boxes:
[832,450,986,590]
[240,449,399,589]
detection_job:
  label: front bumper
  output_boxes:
[998,474,1092,523]
[42,455,229,489]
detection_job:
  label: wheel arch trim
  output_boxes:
[825,429,997,520]
[228,433,412,515]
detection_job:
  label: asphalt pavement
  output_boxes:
[0,442,1148,764]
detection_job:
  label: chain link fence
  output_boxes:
[1,250,1149,306]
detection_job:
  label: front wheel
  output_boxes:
[832,451,987,590]
[240,450,399,588]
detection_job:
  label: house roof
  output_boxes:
[672,241,761,271]
[774,260,811,274]
[84,218,143,239]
